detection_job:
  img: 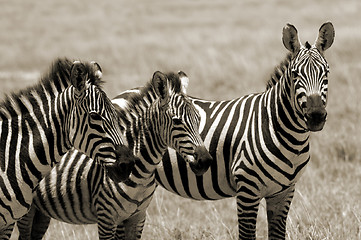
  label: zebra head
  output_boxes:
[282,22,334,132]
[67,61,135,182]
[152,71,213,175]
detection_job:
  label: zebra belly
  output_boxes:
[33,158,158,226]
[156,147,309,201]
[156,148,237,200]
[32,152,99,225]
[33,192,97,225]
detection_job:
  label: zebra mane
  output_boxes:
[41,58,104,91]
[266,53,292,90]
[143,71,183,97]
[0,58,104,119]
[124,72,184,110]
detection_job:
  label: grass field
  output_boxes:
[3,0,361,239]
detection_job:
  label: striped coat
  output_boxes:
[17,71,212,240]
[156,22,335,239]
[0,59,132,239]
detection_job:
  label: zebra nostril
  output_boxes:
[321,112,327,121]
[305,111,327,123]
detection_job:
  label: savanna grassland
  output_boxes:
[2,0,360,239]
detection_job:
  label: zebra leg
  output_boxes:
[30,209,51,240]
[265,185,295,240]
[0,223,14,240]
[122,211,146,240]
[97,216,116,240]
[236,195,261,240]
[115,223,125,240]
[17,205,35,240]
[112,213,145,240]
[17,205,51,240]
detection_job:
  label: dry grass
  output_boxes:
[4,0,361,239]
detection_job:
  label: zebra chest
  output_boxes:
[101,178,157,220]
[233,150,310,198]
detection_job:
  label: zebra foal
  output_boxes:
[17,71,212,239]
[0,59,134,239]
[155,22,335,239]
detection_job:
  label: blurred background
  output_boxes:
[3,0,360,239]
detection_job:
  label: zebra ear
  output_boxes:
[70,61,88,93]
[90,61,103,80]
[178,71,189,94]
[282,23,301,54]
[152,71,170,103]
[315,22,335,52]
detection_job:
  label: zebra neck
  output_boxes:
[278,75,308,131]
[122,106,168,184]
[267,80,310,155]
[55,86,74,155]
[123,99,167,165]
[141,106,168,161]
[0,84,73,189]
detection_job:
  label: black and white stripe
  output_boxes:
[155,22,335,239]
[17,71,212,239]
[0,59,129,239]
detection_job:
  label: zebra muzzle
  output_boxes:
[304,94,327,132]
[305,109,327,132]
[104,145,138,183]
[188,146,213,176]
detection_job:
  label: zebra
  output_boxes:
[17,70,213,239]
[0,59,135,239]
[154,22,335,239]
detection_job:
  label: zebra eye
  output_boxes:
[292,71,298,79]
[89,112,102,122]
